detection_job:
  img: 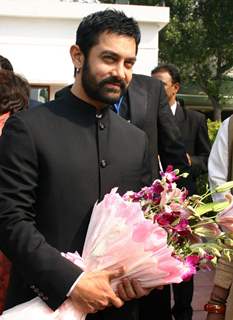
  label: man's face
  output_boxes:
[78,32,137,107]
[152,71,179,106]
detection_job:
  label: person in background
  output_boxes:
[0,54,40,108]
[152,63,211,320]
[0,69,29,314]
[206,116,233,320]
[0,55,13,72]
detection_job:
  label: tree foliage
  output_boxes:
[100,0,162,5]
[159,0,233,120]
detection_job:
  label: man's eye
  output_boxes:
[103,56,115,63]
[125,61,135,69]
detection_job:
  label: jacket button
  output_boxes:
[96,113,103,119]
[100,160,107,168]
[99,122,105,130]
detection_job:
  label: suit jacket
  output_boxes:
[123,74,189,179]
[0,90,151,318]
[174,102,211,193]
[55,75,189,181]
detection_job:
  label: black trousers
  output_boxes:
[139,286,172,320]
[172,277,193,320]
[87,299,139,320]
[138,278,193,320]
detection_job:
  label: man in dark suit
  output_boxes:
[152,64,211,320]
[0,10,158,320]
[55,61,190,320]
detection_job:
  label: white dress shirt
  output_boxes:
[208,117,229,201]
[170,102,177,115]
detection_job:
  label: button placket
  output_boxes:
[100,159,107,168]
[99,122,105,130]
[96,112,103,119]
[96,111,107,169]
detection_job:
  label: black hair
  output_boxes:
[151,64,181,84]
[0,70,29,115]
[0,55,14,71]
[76,9,141,57]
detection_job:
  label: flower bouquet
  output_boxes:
[1,166,233,320]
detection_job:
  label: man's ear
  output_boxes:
[70,45,84,70]
[174,82,180,94]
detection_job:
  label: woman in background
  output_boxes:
[0,69,29,313]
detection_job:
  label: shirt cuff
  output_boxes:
[66,272,85,297]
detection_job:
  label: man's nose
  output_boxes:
[112,63,126,80]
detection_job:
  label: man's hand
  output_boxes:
[70,267,124,314]
[117,278,155,301]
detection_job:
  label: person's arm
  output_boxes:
[189,114,211,177]
[205,258,233,320]
[208,118,229,202]
[206,118,232,319]
[0,115,83,309]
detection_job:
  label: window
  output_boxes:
[30,85,50,103]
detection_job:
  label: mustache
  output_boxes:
[99,76,127,90]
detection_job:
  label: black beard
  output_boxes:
[81,60,127,105]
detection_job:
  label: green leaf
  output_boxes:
[224,238,233,247]
[212,201,230,212]
[222,249,232,262]
[215,182,233,193]
[194,201,229,216]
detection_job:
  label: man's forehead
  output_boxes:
[94,32,137,55]
[154,71,172,82]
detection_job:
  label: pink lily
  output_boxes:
[194,222,222,238]
[216,193,233,232]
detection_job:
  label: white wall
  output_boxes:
[0,0,169,97]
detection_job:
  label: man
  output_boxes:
[152,64,211,320]
[0,10,155,320]
[55,46,190,320]
[206,116,233,320]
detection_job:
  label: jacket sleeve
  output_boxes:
[0,115,82,310]
[157,83,189,173]
[190,114,211,178]
[141,133,153,187]
[214,258,233,290]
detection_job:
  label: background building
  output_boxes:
[0,0,169,101]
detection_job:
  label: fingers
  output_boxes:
[109,292,124,308]
[117,282,131,301]
[117,278,137,301]
[131,279,149,297]
[107,266,125,281]
[71,268,125,313]
[117,278,154,301]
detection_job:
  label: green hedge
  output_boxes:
[195,119,221,199]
